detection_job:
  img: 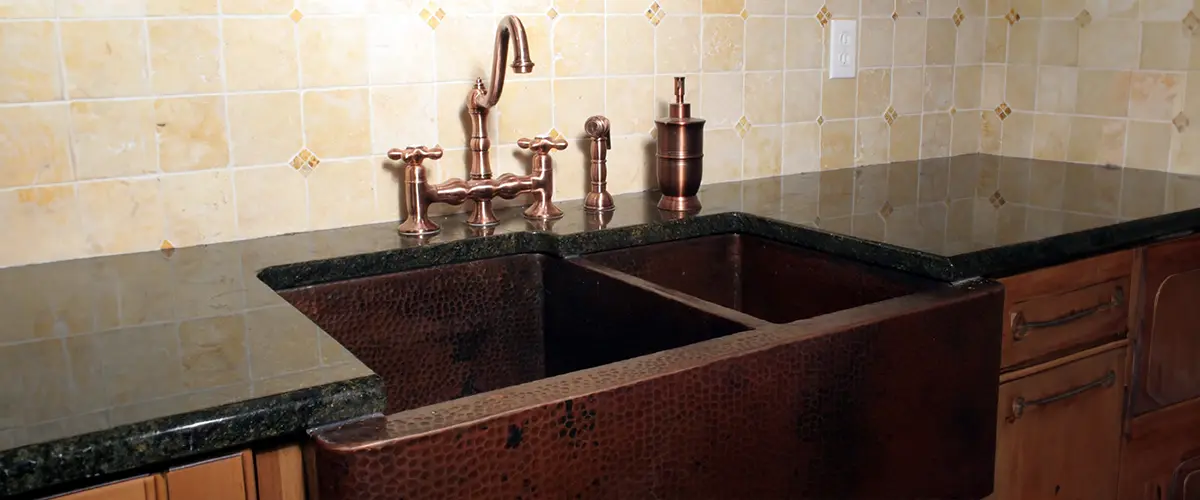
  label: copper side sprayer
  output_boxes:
[584,115,614,213]
[654,76,706,212]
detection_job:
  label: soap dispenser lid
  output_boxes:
[663,76,705,124]
[667,78,696,119]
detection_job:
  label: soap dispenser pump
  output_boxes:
[654,76,706,212]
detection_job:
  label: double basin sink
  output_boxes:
[274,233,1003,499]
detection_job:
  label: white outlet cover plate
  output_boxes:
[829,19,857,79]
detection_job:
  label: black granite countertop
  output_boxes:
[4,153,1200,497]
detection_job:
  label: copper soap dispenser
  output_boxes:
[654,76,706,212]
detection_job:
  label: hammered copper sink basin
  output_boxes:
[581,234,942,324]
[274,234,1005,499]
[278,253,753,415]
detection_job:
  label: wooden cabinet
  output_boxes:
[991,344,1127,499]
[1119,397,1200,499]
[165,450,255,500]
[1133,234,1200,415]
[53,476,163,500]
[47,447,308,500]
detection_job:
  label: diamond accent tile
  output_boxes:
[646,2,666,26]
[160,240,175,258]
[891,10,898,20]
[420,2,446,29]
[1175,112,1191,133]
[949,106,957,115]
[1185,11,1200,34]
[547,7,558,19]
[816,115,825,125]
[953,7,965,26]
[548,127,563,141]
[883,106,898,126]
[878,201,893,219]
[290,147,320,176]
[289,8,304,23]
[1005,8,1020,25]
[740,8,749,20]
[1076,9,1092,28]
[735,116,751,138]
[989,190,1006,208]
[994,103,1012,120]
[816,5,832,26]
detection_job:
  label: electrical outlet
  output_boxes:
[829,20,857,79]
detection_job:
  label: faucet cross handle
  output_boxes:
[387,145,444,165]
[517,136,568,155]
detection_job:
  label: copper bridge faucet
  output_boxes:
[467,14,533,227]
[387,15,570,237]
[388,135,568,236]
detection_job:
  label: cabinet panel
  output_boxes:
[1118,397,1200,499]
[166,450,255,500]
[999,251,1133,370]
[256,445,306,500]
[1147,270,1200,407]
[1174,457,1200,499]
[993,346,1126,499]
[53,476,160,500]
[1135,234,1200,415]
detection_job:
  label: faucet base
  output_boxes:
[524,201,564,221]
[398,216,442,236]
[466,200,501,227]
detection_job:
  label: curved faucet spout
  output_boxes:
[474,15,533,110]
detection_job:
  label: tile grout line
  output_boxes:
[209,4,235,250]
[781,0,790,180]
[0,63,1004,108]
[49,7,94,257]
[741,5,748,180]
[293,3,311,234]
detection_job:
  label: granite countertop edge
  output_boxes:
[0,375,384,497]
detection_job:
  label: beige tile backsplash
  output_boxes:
[1,0,1102,269]
[981,0,1200,175]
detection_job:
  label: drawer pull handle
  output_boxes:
[1012,286,1124,341]
[1009,370,1116,422]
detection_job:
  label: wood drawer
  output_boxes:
[992,344,1127,499]
[1000,251,1134,370]
[166,451,255,500]
[50,475,163,500]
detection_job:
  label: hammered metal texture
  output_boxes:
[313,281,1004,499]
[582,234,940,324]
[279,254,750,414]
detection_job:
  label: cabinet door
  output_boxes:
[1135,234,1200,415]
[166,450,256,500]
[52,475,162,500]
[1118,397,1200,499]
[993,346,1126,499]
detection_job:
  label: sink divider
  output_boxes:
[565,258,770,330]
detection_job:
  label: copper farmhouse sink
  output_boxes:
[272,234,1003,499]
